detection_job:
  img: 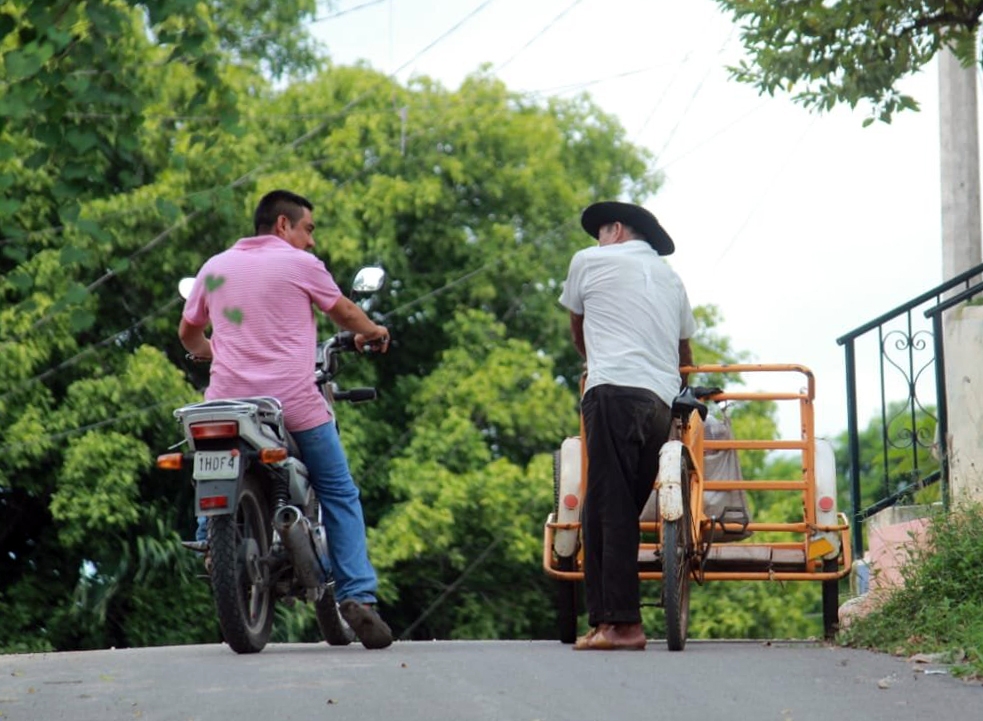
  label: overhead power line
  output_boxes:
[654,100,772,172]
[389,0,495,77]
[0,398,187,454]
[309,0,389,23]
[4,0,500,347]
[524,64,673,98]
[5,2,752,636]
[651,27,737,161]
[710,115,820,270]
[0,296,183,406]
[494,0,585,74]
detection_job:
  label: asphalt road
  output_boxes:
[1,639,979,721]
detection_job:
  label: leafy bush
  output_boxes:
[841,503,983,678]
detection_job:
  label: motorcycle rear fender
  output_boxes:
[194,461,312,518]
[176,399,313,511]
[190,456,313,512]
[195,477,242,517]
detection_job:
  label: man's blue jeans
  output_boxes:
[292,421,379,604]
[195,421,378,604]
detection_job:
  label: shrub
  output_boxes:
[841,503,983,678]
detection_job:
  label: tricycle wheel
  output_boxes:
[662,518,691,651]
[208,473,274,654]
[821,558,840,640]
[662,455,693,652]
[556,556,580,644]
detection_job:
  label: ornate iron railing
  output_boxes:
[836,262,983,558]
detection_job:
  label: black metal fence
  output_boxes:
[836,262,983,558]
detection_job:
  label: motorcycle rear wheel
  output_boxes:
[208,473,274,654]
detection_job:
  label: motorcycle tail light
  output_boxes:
[200,495,229,510]
[190,421,239,439]
[157,453,184,470]
[259,447,288,464]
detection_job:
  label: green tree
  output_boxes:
[0,12,664,645]
[714,1,983,123]
[367,309,575,639]
[0,0,323,652]
[1,0,827,650]
[250,64,660,526]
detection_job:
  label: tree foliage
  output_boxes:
[0,0,321,653]
[714,0,983,123]
[0,0,837,651]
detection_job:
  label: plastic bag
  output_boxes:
[702,412,753,542]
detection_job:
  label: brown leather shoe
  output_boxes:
[577,623,646,651]
[573,627,599,650]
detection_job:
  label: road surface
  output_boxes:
[1,639,979,721]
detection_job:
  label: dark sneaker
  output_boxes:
[315,586,356,646]
[339,599,393,649]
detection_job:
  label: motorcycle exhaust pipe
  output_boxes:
[272,505,327,589]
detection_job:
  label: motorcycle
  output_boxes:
[157,266,387,654]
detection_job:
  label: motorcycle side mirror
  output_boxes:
[351,266,386,295]
[178,277,196,300]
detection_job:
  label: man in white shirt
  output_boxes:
[559,201,696,650]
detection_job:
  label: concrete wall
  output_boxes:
[839,505,936,627]
[944,303,983,504]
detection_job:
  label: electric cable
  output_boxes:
[310,0,389,23]
[649,27,737,160]
[0,297,183,406]
[0,397,188,453]
[3,0,500,346]
[493,0,585,74]
[710,114,820,269]
[3,7,816,646]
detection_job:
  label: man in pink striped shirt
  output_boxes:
[179,189,393,649]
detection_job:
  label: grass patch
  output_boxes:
[840,502,983,679]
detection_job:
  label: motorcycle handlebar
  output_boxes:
[330,330,390,354]
[333,387,377,403]
[330,331,358,352]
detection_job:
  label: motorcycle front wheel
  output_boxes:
[208,473,274,654]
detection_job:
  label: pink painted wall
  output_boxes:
[866,518,932,592]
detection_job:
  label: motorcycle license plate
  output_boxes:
[193,451,240,480]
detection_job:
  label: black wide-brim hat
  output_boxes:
[580,201,675,256]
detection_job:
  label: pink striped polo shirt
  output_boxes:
[182,235,342,432]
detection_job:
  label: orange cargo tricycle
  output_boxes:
[543,364,852,650]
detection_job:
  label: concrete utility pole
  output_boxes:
[938,47,982,277]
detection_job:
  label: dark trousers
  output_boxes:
[581,384,672,626]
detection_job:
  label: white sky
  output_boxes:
[311,0,969,440]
